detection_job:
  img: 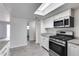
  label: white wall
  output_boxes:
[29,19,41,44]
[29,20,36,41]
[10,17,27,48]
[35,19,41,44]
[29,19,41,43]
[0,4,10,41]
[0,4,10,22]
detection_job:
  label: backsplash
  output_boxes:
[46,28,74,35]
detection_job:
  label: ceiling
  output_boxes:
[4,3,79,22]
[3,3,41,21]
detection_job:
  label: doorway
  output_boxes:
[27,25,30,41]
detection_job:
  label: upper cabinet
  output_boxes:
[43,9,74,28]
[40,20,47,33]
[0,4,10,23]
[44,17,54,28]
[53,9,74,28]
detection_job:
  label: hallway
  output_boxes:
[10,41,49,56]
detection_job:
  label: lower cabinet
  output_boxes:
[0,42,10,56]
[68,43,79,56]
[40,36,49,51]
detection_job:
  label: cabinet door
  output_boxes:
[49,18,53,28]
[68,43,79,56]
[44,18,53,28]
[42,37,49,50]
[42,37,46,48]
[40,20,46,33]
[45,37,49,51]
[40,36,44,46]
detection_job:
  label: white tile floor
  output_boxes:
[10,41,49,56]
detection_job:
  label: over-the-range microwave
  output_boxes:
[54,16,74,28]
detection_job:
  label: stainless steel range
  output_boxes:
[49,30,74,56]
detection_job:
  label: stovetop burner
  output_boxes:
[49,31,74,41]
[49,35,74,41]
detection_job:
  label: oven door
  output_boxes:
[49,40,67,56]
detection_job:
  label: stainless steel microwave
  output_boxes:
[54,16,74,28]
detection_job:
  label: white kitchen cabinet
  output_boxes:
[40,36,49,51]
[40,20,47,33]
[45,37,49,50]
[44,18,53,28]
[42,9,74,29]
[68,43,79,56]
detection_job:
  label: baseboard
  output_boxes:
[10,43,27,49]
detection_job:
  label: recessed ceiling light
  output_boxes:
[34,3,65,16]
[37,3,51,11]
[27,26,30,29]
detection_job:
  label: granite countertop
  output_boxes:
[0,41,9,51]
[41,33,55,38]
[68,39,79,46]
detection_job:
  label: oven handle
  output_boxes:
[49,40,65,47]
